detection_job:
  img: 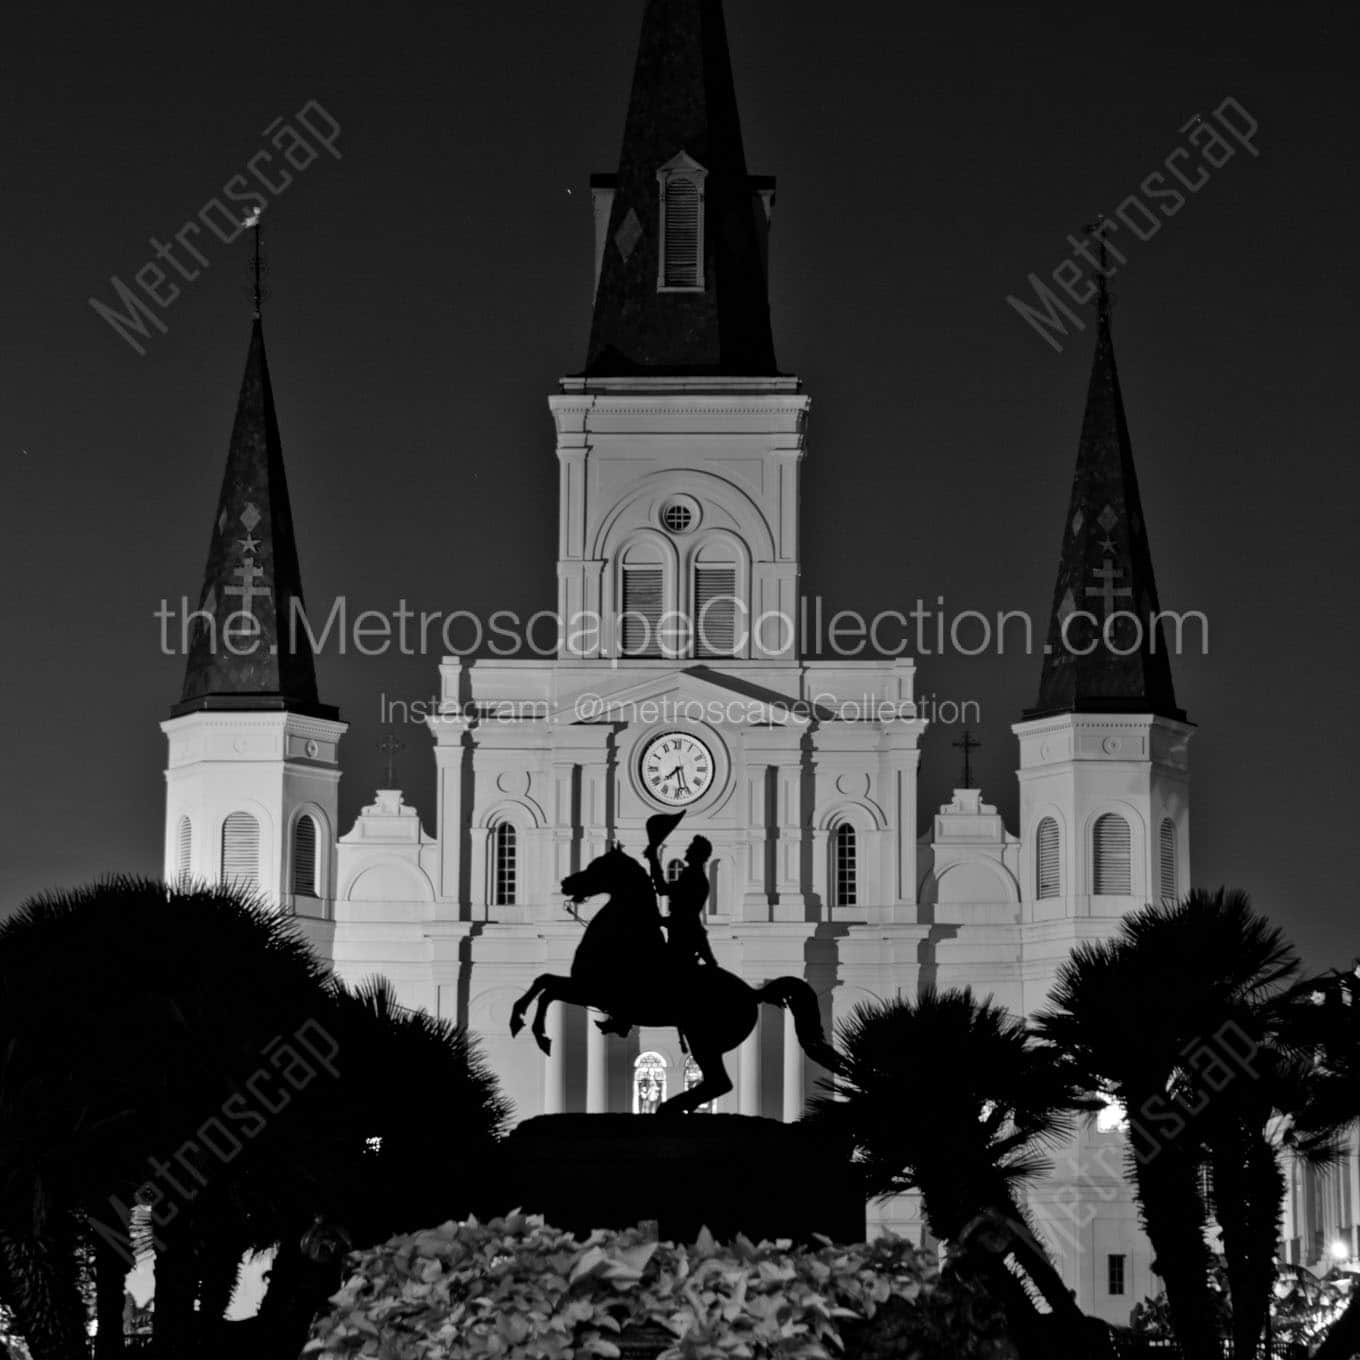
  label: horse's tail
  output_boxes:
[755,977,844,1075]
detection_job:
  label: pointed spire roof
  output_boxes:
[172,318,336,719]
[584,0,778,376]
[1027,286,1185,723]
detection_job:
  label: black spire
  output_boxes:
[1027,282,1185,722]
[172,315,335,719]
[584,0,778,377]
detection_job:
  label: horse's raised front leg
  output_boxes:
[656,1048,732,1117]
[529,976,595,1057]
[510,973,555,1039]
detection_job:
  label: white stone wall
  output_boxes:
[160,710,346,913]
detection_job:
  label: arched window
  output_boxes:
[619,542,666,658]
[292,815,318,897]
[662,177,701,288]
[174,815,192,881]
[683,1057,714,1113]
[1093,814,1132,895]
[693,563,738,660]
[633,1051,667,1114]
[666,858,684,884]
[831,823,857,908]
[491,822,517,907]
[1159,818,1177,902]
[221,812,260,890]
[1035,817,1061,899]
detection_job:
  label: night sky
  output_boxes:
[4,2,1355,970]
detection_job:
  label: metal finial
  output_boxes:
[1083,214,1113,325]
[952,730,981,788]
[244,207,266,317]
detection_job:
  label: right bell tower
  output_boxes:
[1012,278,1195,1012]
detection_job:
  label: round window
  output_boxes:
[660,497,699,534]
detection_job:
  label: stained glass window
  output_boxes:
[683,1057,714,1113]
[633,1051,667,1114]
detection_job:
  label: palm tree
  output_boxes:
[1037,888,1304,1360]
[0,876,334,1359]
[246,977,513,1358]
[808,987,1101,1353]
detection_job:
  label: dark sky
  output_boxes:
[3,3,1356,970]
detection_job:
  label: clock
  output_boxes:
[639,731,716,807]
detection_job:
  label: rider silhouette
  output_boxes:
[646,836,718,970]
[593,835,716,1042]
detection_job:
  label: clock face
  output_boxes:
[640,731,716,807]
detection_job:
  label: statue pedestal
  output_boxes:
[497,1114,865,1246]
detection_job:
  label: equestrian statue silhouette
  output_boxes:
[508,812,841,1116]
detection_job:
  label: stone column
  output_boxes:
[543,1006,566,1114]
[739,1023,762,1115]
[586,1010,608,1113]
[782,1007,803,1122]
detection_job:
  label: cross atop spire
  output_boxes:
[1027,279,1185,723]
[172,314,335,720]
[583,0,778,376]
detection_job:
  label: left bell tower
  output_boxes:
[161,227,346,915]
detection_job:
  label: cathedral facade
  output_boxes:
[159,0,1204,1324]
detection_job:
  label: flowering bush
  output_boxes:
[304,1212,1015,1360]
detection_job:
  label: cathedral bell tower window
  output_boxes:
[1093,813,1132,895]
[659,496,699,535]
[619,539,670,658]
[292,815,319,897]
[1159,818,1177,902]
[221,812,260,891]
[1036,817,1061,899]
[656,153,708,292]
[175,815,192,882]
[694,566,737,658]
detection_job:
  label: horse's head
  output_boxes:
[561,845,649,901]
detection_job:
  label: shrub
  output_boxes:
[304,1213,1016,1360]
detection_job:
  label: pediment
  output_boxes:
[656,149,707,180]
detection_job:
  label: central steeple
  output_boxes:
[584,0,778,377]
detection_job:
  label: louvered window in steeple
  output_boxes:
[1159,818,1177,902]
[175,816,193,881]
[293,815,318,897]
[1093,814,1132,895]
[221,812,261,891]
[1036,817,1061,899]
[657,153,708,292]
[663,179,701,286]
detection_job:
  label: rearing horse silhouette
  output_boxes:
[509,846,841,1116]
